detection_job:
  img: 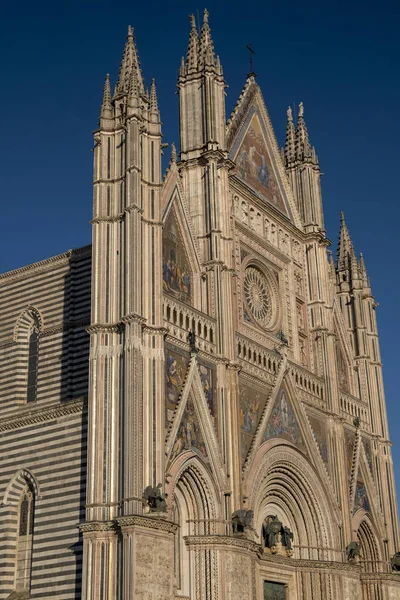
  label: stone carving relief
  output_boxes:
[135,534,174,600]
[225,552,252,600]
[343,577,360,600]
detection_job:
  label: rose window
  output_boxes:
[243,266,273,329]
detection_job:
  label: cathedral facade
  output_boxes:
[0,11,399,600]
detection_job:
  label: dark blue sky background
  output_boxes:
[2,1,400,503]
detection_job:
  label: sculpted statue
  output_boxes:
[277,330,288,346]
[232,509,254,535]
[142,483,167,513]
[281,525,294,550]
[391,551,400,571]
[262,516,283,548]
[346,541,361,561]
[188,329,198,354]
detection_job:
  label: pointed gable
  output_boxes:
[227,81,301,226]
[163,209,192,304]
[308,413,329,465]
[170,396,210,464]
[263,388,307,454]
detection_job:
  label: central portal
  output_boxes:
[264,581,287,600]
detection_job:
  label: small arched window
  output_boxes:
[27,325,39,403]
[15,484,35,593]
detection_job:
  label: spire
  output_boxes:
[186,14,199,70]
[116,25,144,97]
[284,106,296,166]
[100,73,113,119]
[150,78,159,113]
[337,212,354,271]
[295,102,313,161]
[199,9,216,67]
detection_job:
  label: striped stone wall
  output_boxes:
[0,246,91,599]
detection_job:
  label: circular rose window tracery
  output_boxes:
[244,266,273,329]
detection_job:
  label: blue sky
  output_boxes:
[2,1,400,504]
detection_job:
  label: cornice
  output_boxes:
[0,397,86,432]
[117,514,178,534]
[185,534,261,554]
[0,246,92,283]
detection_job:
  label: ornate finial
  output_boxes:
[298,101,304,118]
[295,101,314,161]
[188,328,199,355]
[127,24,133,39]
[287,106,293,122]
[204,8,209,23]
[337,212,355,272]
[190,13,196,29]
[186,13,199,70]
[170,142,177,163]
[116,24,144,96]
[199,7,216,67]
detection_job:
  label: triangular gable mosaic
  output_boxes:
[231,109,293,220]
[239,379,270,462]
[198,360,217,420]
[263,388,307,454]
[308,413,329,465]
[170,396,209,464]
[344,428,356,483]
[165,344,190,425]
[354,469,371,514]
[163,210,192,304]
[363,436,374,479]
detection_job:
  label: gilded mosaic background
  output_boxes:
[163,211,191,303]
[263,389,307,454]
[239,380,269,461]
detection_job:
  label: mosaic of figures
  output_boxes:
[308,413,328,465]
[165,345,216,427]
[233,194,303,264]
[170,397,209,464]
[239,380,270,461]
[163,211,192,304]
[336,342,350,393]
[363,437,374,478]
[344,428,356,482]
[165,346,190,424]
[263,389,307,454]
[235,114,288,216]
[354,472,370,513]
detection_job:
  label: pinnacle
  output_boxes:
[116,25,144,97]
[284,106,296,166]
[186,13,199,70]
[100,73,113,119]
[337,212,354,271]
[295,101,312,161]
[150,78,159,112]
[199,8,216,67]
[170,142,177,163]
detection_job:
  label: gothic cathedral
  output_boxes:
[1,10,399,600]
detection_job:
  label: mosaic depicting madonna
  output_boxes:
[163,212,191,304]
[264,389,306,454]
[236,114,287,216]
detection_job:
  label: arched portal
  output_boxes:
[246,443,340,562]
[167,455,221,600]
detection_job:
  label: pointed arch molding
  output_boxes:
[162,172,201,273]
[13,305,44,342]
[165,357,228,493]
[246,444,341,553]
[227,84,302,229]
[2,468,40,506]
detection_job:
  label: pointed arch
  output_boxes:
[167,456,221,599]
[246,443,341,562]
[3,468,40,507]
[13,306,43,404]
[1,469,39,598]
